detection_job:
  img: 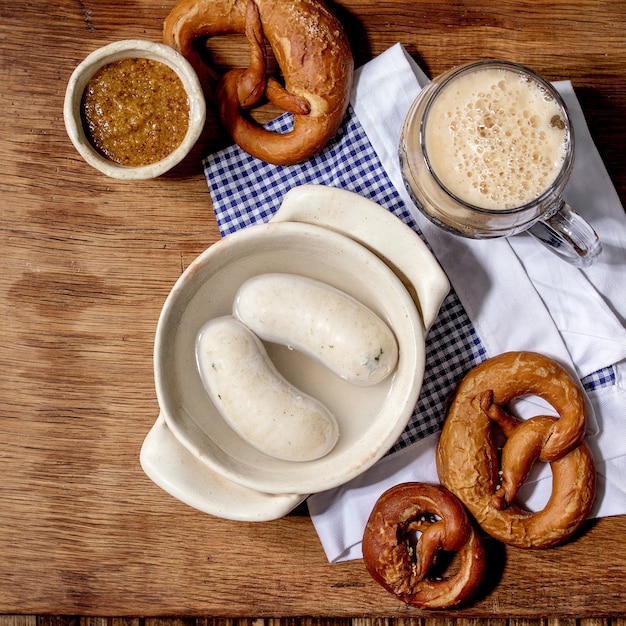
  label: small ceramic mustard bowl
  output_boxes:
[64,39,206,180]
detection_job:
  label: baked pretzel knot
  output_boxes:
[163,0,354,165]
[436,351,596,549]
[362,483,485,609]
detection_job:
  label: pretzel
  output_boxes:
[163,0,354,165]
[436,351,596,549]
[362,483,485,609]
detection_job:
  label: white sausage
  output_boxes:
[233,273,399,386]
[196,316,339,462]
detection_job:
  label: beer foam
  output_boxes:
[424,67,568,210]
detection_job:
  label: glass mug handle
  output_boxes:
[527,201,602,268]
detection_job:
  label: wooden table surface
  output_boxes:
[2,0,626,619]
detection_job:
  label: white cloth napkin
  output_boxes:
[307,44,626,563]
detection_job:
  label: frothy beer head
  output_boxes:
[423,65,569,210]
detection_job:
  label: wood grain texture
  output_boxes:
[1,0,625,618]
[3,619,626,626]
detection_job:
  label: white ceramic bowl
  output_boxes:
[64,39,206,180]
[154,221,426,496]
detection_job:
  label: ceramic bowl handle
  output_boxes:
[140,414,306,520]
[273,184,449,331]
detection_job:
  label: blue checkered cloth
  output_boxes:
[203,106,614,453]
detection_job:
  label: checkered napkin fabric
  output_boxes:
[203,105,613,454]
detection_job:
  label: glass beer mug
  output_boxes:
[399,60,601,267]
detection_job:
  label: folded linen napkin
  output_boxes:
[203,44,626,562]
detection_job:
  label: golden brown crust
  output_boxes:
[436,351,596,549]
[362,483,485,609]
[163,0,354,165]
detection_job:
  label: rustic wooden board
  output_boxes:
[1,0,625,618]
